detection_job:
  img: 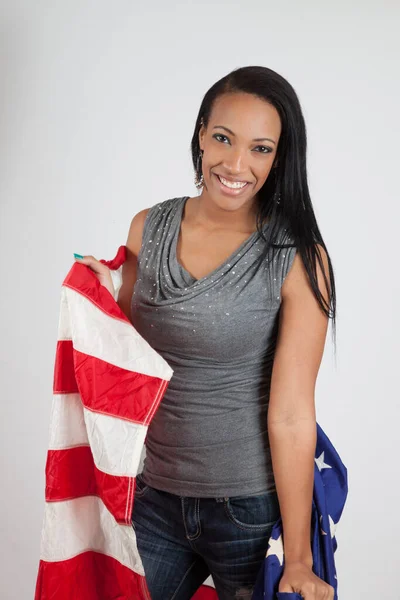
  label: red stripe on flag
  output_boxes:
[35,551,144,600]
[35,554,218,600]
[45,447,134,524]
[53,342,168,423]
[99,245,127,271]
[191,587,219,600]
[73,349,169,424]
[63,253,131,326]
[53,340,78,393]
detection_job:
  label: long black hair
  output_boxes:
[190,65,337,350]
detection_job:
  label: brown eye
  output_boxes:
[255,146,272,154]
[213,133,230,144]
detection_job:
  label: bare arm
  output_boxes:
[268,245,330,567]
[117,208,150,322]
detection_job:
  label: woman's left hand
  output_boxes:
[278,561,334,599]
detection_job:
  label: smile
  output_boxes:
[215,174,250,194]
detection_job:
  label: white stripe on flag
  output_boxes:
[203,576,216,589]
[40,495,144,575]
[57,290,71,340]
[83,407,147,476]
[60,286,173,381]
[49,393,147,477]
[48,393,88,449]
[47,394,146,476]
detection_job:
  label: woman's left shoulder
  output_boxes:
[282,243,330,306]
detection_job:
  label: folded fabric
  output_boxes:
[252,422,348,600]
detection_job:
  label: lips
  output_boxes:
[216,174,250,185]
[213,173,251,195]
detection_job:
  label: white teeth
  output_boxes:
[218,175,247,189]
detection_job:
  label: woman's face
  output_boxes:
[198,92,281,211]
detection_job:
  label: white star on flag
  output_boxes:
[315,451,332,471]
[320,514,337,538]
[266,534,284,566]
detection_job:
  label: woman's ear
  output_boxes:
[198,126,205,150]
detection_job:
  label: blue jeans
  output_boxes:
[131,473,281,600]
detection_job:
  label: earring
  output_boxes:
[273,168,281,204]
[195,149,204,189]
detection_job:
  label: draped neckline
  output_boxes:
[171,195,261,286]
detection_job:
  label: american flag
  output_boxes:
[35,246,348,600]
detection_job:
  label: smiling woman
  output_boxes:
[71,65,339,600]
[200,97,281,203]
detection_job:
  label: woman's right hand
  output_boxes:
[74,254,115,298]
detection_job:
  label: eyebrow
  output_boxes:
[212,125,276,145]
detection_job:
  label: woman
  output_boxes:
[75,66,335,600]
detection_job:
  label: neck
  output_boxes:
[190,189,259,234]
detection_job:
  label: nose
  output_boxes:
[224,148,247,175]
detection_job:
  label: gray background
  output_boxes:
[0,1,399,598]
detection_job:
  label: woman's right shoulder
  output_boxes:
[126,197,182,256]
[126,207,151,256]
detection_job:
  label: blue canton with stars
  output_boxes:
[252,423,348,600]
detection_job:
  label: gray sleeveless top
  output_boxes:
[130,196,297,497]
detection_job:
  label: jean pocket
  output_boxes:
[224,490,280,531]
[134,472,150,498]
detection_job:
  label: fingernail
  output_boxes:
[74,253,84,259]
